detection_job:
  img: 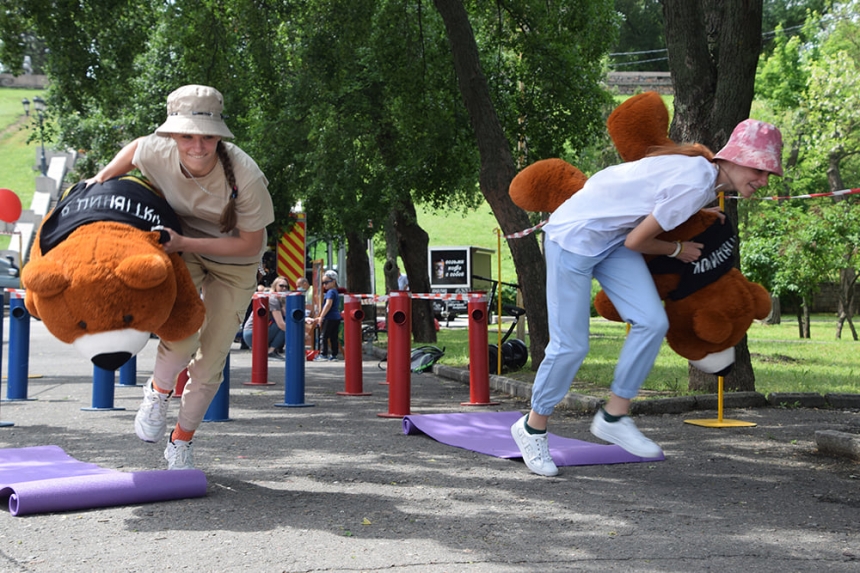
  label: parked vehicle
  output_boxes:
[0,255,20,290]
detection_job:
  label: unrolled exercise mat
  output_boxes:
[402,411,665,466]
[0,445,208,516]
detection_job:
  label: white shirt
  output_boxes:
[544,155,718,257]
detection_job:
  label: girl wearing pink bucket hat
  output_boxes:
[713,118,784,189]
[510,117,782,477]
[87,85,274,470]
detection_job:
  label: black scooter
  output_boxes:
[487,304,529,375]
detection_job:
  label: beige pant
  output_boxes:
[153,253,257,432]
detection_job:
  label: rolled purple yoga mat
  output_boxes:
[4,470,207,516]
[0,446,208,516]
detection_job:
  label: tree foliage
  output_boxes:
[745,3,860,339]
[2,0,620,354]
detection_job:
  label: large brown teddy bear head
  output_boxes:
[22,176,205,370]
[509,92,771,374]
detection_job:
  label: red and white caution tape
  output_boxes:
[252,291,306,300]
[728,188,860,201]
[4,288,25,299]
[341,292,488,303]
[504,219,547,239]
[410,292,487,302]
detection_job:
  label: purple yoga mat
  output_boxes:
[402,411,665,466]
[0,445,207,516]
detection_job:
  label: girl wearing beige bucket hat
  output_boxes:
[87,85,274,470]
[511,117,782,477]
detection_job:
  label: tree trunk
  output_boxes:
[836,267,858,340]
[798,295,812,338]
[345,231,372,294]
[393,201,436,343]
[766,294,781,325]
[384,211,399,294]
[663,0,763,393]
[795,300,804,338]
[433,0,549,368]
[828,157,857,341]
[827,149,845,192]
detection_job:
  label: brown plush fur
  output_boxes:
[607,91,674,161]
[508,91,771,365]
[23,221,205,344]
[509,158,588,213]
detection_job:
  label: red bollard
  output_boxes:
[338,295,371,396]
[378,291,411,418]
[463,293,499,406]
[245,293,276,386]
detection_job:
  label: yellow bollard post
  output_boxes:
[684,190,755,428]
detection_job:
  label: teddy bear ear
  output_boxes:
[115,254,170,290]
[21,259,70,298]
[607,91,675,162]
[510,158,588,213]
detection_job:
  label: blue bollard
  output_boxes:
[5,297,32,401]
[203,355,231,422]
[276,292,313,408]
[117,355,140,386]
[0,302,12,427]
[82,366,126,411]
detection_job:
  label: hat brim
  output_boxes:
[714,149,783,177]
[155,116,234,139]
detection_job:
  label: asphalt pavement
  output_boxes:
[1,318,859,573]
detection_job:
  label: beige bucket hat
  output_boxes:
[155,84,234,139]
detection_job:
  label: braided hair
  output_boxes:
[216,140,239,233]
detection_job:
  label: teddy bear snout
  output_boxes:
[73,329,152,371]
[92,351,133,371]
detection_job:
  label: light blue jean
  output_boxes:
[530,239,668,416]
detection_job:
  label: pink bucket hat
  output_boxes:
[714,119,783,176]
[155,85,234,139]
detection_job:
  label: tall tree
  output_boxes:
[662,0,764,392]
[432,0,617,367]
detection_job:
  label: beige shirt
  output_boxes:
[133,134,275,264]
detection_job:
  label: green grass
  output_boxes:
[0,87,47,249]
[375,313,860,399]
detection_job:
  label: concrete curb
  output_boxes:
[815,430,860,461]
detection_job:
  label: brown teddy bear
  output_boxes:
[22,176,205,370]
[509,92,771,374]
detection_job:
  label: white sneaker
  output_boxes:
[164,432,194,470]
[134,379,171,443]
[590,410,663,458]
[510,414,558,477]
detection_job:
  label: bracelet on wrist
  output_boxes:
[668,241,682,258]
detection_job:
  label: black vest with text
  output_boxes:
[647,219,736,301]
[39,176,183,255]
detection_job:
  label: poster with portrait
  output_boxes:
[428,247,470,288]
